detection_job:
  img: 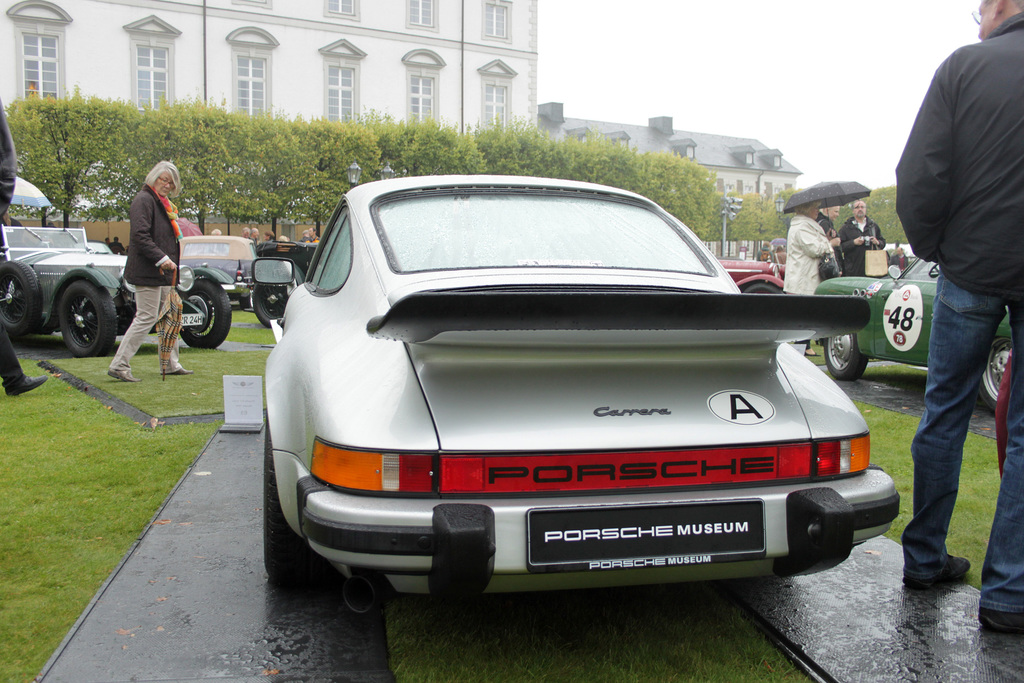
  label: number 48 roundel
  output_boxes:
[882,284,924,351]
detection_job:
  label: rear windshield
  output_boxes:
[372,190,711,275]
[181,241,256,259]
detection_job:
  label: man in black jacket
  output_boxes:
[896,0,1024,634]
[0,98,48,397]
[838,200,885,276]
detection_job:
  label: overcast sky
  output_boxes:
[536,1,982,191]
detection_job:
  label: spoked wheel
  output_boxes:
[58,280,117,357]
[0,261,43,336]
[824,332,868,381]
[253,284,287,328]
[980,337,1012,411]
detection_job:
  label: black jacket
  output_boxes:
[838,217,885,277]
[124,185,179,286]
[896,12,1024,299]
[0,98,15,216]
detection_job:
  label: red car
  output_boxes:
[719,257,786,294]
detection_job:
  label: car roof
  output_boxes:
[344,174,652,206]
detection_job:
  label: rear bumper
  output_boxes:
[296,469,899,597]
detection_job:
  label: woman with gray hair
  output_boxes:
[107,160,193,382]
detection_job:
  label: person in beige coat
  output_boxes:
[784,199,840,355]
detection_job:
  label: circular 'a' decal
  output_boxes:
[882,285,924,352]
[708,391,775,425]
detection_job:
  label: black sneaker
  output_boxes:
[5,374,48,397]
[980,607,1024,634]
[903,555,971,589]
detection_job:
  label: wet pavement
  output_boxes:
[36,428,392,683]
[24,335,1017,682]
[722,537,1022,683]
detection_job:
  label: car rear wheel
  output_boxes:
[59,280,117,357]
[0,261,43,337]
[980,336,1011,411]
[179,278,232,349]
[252,284,287,328]
[264,427,335,586]
[824,332,868,381]
[742,282,783,294]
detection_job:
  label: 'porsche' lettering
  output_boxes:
[487,458,776,487]
[594,406,672,417]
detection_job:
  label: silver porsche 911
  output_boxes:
[254,175,899,611]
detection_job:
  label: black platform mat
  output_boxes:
[721,537,1023,683]
[36,429,392,683]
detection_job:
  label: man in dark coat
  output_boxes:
[896,0,1024,633]
[838,200,885,276]
[0,97,48,397]
[107,160,193,382]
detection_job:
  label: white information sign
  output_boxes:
[223,375,264,432]
[882,285,925,352]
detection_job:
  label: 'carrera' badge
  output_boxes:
[707,391,775,425]
[594,406,672,417]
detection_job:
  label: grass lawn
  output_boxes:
[0,360,219,683]
[0,332,1003,683]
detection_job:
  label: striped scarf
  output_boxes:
[152,188,182,242]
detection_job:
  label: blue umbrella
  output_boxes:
[10,177,52,208]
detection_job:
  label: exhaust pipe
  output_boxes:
[342,575,379,613]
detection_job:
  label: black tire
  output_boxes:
[824,332,869,381]
[0,261,43,336]
[743,282,783,294]
[980,337,1012,411]
[179,278,232,349]
[264,426,335,586]
[252,284,288,328]
[58,280,117,357]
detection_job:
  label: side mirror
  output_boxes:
[253,257,295,285]
[887,264,901,279]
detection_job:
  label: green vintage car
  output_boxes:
[815,258,1010,410]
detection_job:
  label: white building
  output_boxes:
[2,0,538,129]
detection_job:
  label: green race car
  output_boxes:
[815,258,1010,410]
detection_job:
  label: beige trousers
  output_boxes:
[108,285,181,373]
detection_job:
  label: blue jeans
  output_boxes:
[903,274,1024,612]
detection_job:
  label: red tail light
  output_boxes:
[312,435,869,494]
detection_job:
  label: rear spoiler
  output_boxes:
[366,289,869,344]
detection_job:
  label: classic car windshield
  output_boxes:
[373,191,710,275]
[2,226,86,251]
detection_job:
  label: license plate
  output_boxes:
[180,313,204,327]
[527,500,765,572]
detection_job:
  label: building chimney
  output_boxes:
[649,116,673,135]
[539,102,564,123]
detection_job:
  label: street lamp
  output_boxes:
[775,195,786,213]
[380,163,395,180]
[347,161,362,185]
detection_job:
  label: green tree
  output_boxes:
[726,193,788,245]
[634,152,718,240]
[6,92,138,226]
[367,115,482,177]
[220,113,305,234]
[292,118,379,229]
[474,119,555,176]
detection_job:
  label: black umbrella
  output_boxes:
[783,181,871,213]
